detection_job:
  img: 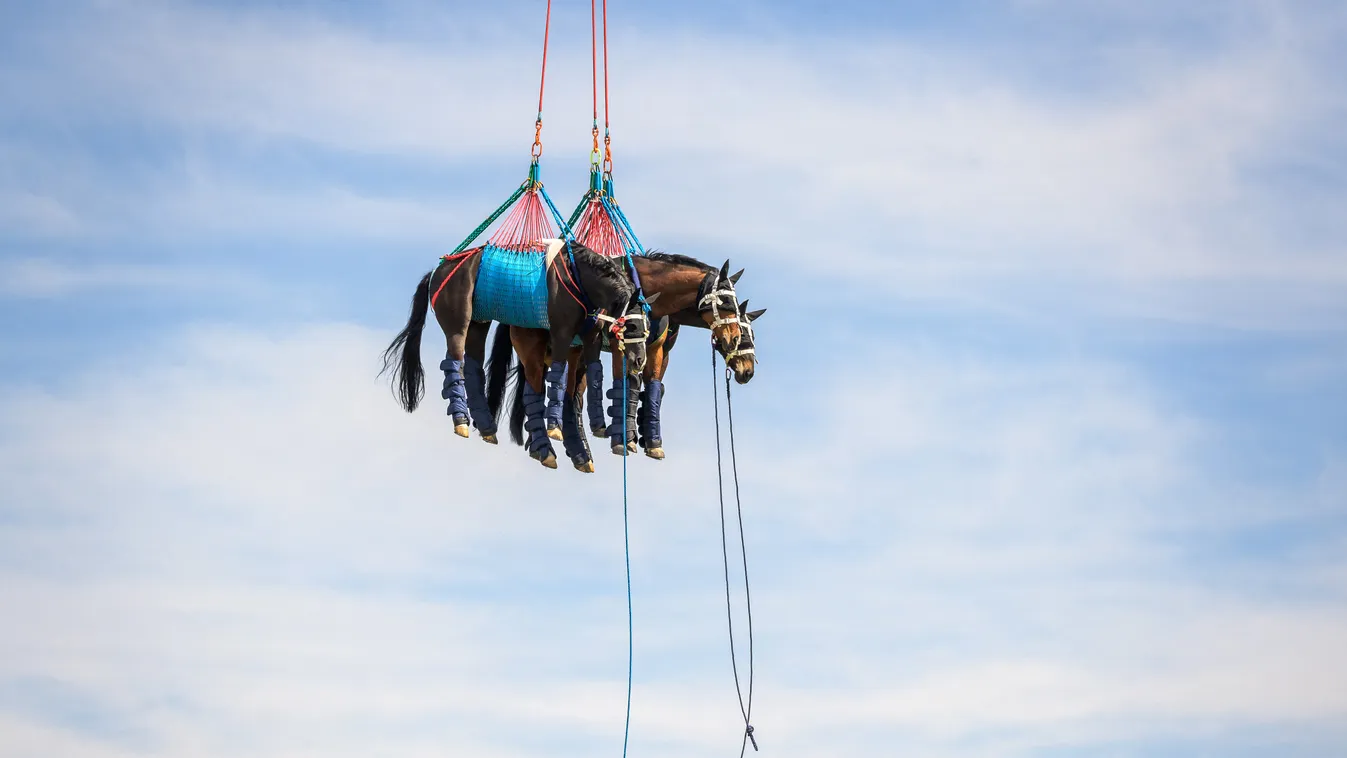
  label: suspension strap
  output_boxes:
[620,353,634,758]
[532,0,553,159]
[601,0,613,176]
[553,242,594,313]
[589,0,601,168]
[712,348,757,756]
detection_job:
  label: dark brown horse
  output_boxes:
[488,254,758,468]
[381,240,647,469]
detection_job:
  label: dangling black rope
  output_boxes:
[712,348,758,756]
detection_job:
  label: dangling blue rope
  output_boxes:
[621,354,634,758]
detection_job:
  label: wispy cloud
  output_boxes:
[3,1,1344,326]
[1,2,1345,756]
[2,321,1343,756]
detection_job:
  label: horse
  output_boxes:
[636,297,765,458]
[381,240,648,470]
[487,254,755,466]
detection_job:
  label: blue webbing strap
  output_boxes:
[539,184,574,240]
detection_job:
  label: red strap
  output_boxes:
[532,0,553,158]
[552,255,591,312]
[431,249,478,308]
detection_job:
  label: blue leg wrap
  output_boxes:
[545,360,566,431]
[462,356,496,435]
[439,357,469,425]
[522,382,554,458]
[585,361,607,436]
[561,389,592,464]
[639,379,665,449]
[606,376,640,449]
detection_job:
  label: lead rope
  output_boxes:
[712,348,758,756]
[621,354,634,758]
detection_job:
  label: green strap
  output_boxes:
[452,182,528,254]
[567,189,598,230]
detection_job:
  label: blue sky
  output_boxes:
[2,1,1345,756]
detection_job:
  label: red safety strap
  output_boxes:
[431,249,478,308]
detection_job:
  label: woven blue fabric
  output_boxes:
[471,244,550,329]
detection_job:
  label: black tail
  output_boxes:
[508,366,526,447]
[379,271,432,413]
[485,323,514,423]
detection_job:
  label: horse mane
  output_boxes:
[644,250,714,272]
[571,242,634,298]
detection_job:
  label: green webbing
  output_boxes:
[567,189,596,230]
[452,182,528,254]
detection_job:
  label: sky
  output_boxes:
[1,0,1346,756]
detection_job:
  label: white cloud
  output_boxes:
[1,321,1344,756]
[3,1,1344,326]
[0,258,262,298]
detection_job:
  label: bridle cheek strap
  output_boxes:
[698,281,741,332]
[595,311,649,347]
[723,321,755,362]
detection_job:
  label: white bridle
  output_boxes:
[595,310,650,348]
[699,277,741,333]
[724,316,755,362]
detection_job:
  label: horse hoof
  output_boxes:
[611,444,627,456]
[454,424,470,438]
[541,453,558,469]
[547,427,563,441]
[573,458,595,473]
[481,432,498,445]
[645,447,665,460]
[628,441,639,453]
[591,425,609,438]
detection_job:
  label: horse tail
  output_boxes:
[508,366,526,447]
[485,323,514,422]
[380,270,432,413]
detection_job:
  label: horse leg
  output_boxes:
[461,320,497,443]
[545,352,566,442]
[584,335,608,438]
[559,344,594,473]
[606,350,641,455]
[511,328,558,469]
[432,275,476,439]
[639,330,668,460]
[544,329,579,444]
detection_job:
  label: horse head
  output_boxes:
[725,299,764,384]
[700,259,743,353]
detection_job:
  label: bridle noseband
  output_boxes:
[697,272,741,337]
[595,309,649,349]
[724,314,755,363]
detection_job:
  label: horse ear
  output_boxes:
[720,260,731,279]
[644,291,661,306]
[738,299,749,313]
[729,268,744,284]
[747,308,766,321]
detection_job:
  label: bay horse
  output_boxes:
[487,254,754,467]
[381,240,647,469]
[637,297,764,457]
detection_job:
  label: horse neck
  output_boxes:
[577,260,625,313]
[635,259,705,317]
